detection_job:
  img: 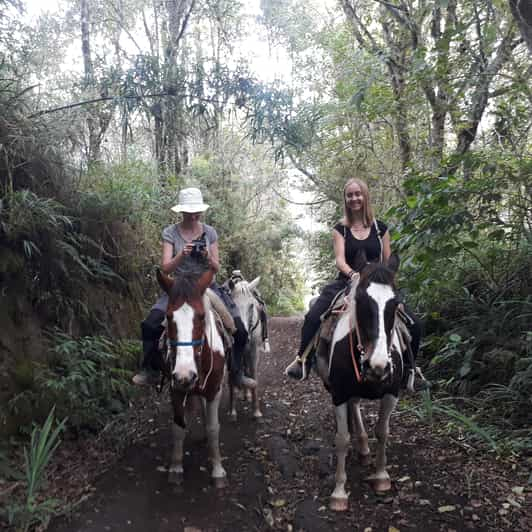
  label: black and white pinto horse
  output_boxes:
[315,251,405,511]
[227,276,264,421]
[156,260,228,488]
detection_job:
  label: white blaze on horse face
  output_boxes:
[172,303,197,378]
[366,282,394,371]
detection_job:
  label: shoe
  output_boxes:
[263,339,271,353]
[132,369,160,386]
[285,355,311,381]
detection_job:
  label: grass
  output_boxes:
[5,408,66,532]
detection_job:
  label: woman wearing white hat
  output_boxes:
[132,187,252,387]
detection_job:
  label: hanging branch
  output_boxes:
[28,92,226,118]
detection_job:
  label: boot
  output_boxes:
[132,368,160,386]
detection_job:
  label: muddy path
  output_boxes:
[50,317,531,532]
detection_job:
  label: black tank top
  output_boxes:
[334,220,388,275]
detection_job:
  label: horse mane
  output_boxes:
[169,255,209,302]
[344,263,396,308]
[365,263,395,286]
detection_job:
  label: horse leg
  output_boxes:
[352,398,370,466]
[229,381,238,422]
[250,344,263,419]
[330,402,350,511]
[205,391,227,488]
[367,394,397,492]
[168,422,186,485]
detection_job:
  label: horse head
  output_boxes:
[229,275,261,336]
[157,261,214,391]
[350,250,400,383]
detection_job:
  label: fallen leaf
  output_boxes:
[511,486,524,496]
[271,499,286,507]
[506,497,521,509]
[438,505,456,513]
[388,527,400,532]
[397,476,410,483]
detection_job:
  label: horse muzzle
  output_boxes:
[361,360,392,383]
[171,370,198,391]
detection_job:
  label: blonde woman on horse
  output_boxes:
[133,187,254,388]
[285,178,425,389]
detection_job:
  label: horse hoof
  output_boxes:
[253,411,263,421]
[368,477,391,492]
[329,496,349,512]
[230,411,237,422]
[213,476,227,489]
[358,452,371,466]
[168,471,183,485]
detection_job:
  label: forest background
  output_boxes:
[0,0,531,527]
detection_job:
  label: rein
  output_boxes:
[348,304,363,383]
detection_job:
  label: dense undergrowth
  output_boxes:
[391,163,532,449]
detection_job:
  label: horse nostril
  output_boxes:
[189,371,198,384]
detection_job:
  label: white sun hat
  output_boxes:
[171,187,209,213]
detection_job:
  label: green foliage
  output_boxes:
[5,408,66,532]
[6,333,139,435]
[408,393,499,452]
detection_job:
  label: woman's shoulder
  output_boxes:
[374,219,388,236]
[162,223,179,242]
[203,223,218,242]
[333,222,346,235]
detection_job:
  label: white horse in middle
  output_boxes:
[228,275,267,420]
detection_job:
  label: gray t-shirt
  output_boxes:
[152,223,218,312]
[161,223,218,260]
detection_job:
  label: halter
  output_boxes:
[168,338,205,347]
[165,333,213,392]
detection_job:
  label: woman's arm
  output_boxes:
[207,241,220,273]
[161,241,193,274]
[333,230,357,278]
[381,230,391,262]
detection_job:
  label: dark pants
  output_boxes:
[140,309,165,371]
[297,278,422,362]
[298,279,348,356]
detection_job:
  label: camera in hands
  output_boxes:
[190,233,207,259]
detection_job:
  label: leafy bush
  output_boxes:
[6,333,139,435]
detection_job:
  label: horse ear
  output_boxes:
[157,268,174,294]
[197,268,215,293]
[353,249,368,273]
[387,253,400,273]
[248,276,260,291]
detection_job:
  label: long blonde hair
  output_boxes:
[342,178,374,227]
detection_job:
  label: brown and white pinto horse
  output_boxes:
[315,250,405,511]
[156,262,227,488]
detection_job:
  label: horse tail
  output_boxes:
[205,288,236,334]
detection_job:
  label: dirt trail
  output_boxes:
[50,317,531,532]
